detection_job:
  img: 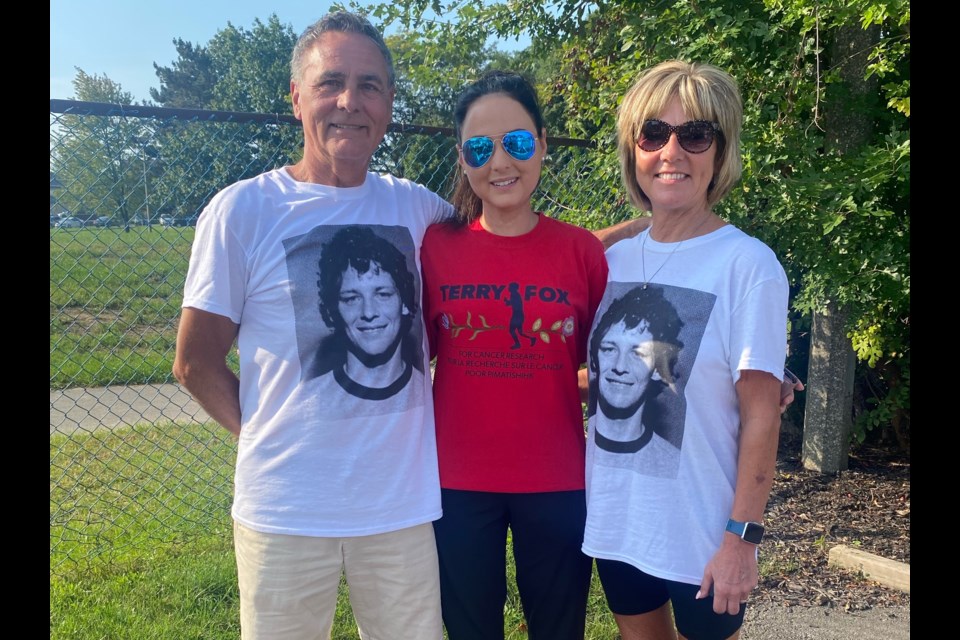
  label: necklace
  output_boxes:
[640,215,713,289]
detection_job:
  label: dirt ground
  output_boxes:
[755,427,910,611]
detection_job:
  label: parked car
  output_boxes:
[55,217,84,229]
[160,214,198,227]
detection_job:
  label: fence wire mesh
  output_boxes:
[50,100,632,577]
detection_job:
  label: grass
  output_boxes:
[50,422,234,575]
[758,552,801,579]
[51,423,620,639]
[50,226,198,389]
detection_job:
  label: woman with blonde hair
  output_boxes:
[582,59,790,640]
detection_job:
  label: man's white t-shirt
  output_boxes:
[183,168,452,536]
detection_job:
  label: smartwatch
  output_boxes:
[726,518,765,544]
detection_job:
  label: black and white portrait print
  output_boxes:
[284,224,425,415]
[587,282,715,478]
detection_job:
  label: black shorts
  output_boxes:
[595,558,746,640]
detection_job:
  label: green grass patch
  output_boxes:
[51,422,236,570]
[51,422,619,639]
[759,545,802,579]
[50,226,197,389]
[51,536,241,640]
[51,421,242,638]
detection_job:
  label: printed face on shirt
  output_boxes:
[338,263,409,357]
[597,320,657,409]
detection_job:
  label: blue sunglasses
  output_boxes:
[460,129,538,168]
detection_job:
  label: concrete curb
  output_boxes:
[828,544,910,593]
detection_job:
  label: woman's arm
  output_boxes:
[697,369,782,615]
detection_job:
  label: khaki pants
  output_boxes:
[234,520,442,640]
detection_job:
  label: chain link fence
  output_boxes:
[50,100,632,577]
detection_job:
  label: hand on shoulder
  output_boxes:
[592,215,652,250]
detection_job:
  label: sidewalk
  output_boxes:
[743,601,909,639]
[49,383,209,435]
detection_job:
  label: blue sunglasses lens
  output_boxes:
[462,130,536,168]
[503,131,536,160]
[462,137,494,168]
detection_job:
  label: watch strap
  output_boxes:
[726,518,764,543]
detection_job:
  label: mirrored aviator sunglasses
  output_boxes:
[637,119,720,154]
[461,129,538,168]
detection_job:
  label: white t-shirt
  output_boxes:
[183,168,452,536]
[583,224,788,585]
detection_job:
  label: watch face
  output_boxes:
[743,522,765,544]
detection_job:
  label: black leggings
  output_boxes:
[596,558,747,640]
[433,488,593,640]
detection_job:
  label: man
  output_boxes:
[587,284,685,478]
[173,12,450,639]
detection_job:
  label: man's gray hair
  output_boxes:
[290,11,395,86]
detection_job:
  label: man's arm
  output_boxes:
[591,215,652,250]
[697,369,781,615]
[172,307,242,437]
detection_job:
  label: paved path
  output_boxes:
[50,383,209,435]
[742,601,910,639]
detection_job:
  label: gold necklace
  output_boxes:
[640,216,712,289]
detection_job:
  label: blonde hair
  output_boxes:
[616,60,742,211]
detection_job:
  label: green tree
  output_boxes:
[375,28,495,197]
[151,15,296,112]
[206,16,297,114]
[149,39,216,108]
[362,0,910,451]
[52,70,151,225]
[147,14,301,222]
[361,2,592,207]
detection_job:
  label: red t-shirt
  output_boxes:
[421,215,608,492]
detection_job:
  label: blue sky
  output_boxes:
[51,1,529,105]
[51,0,343,103]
